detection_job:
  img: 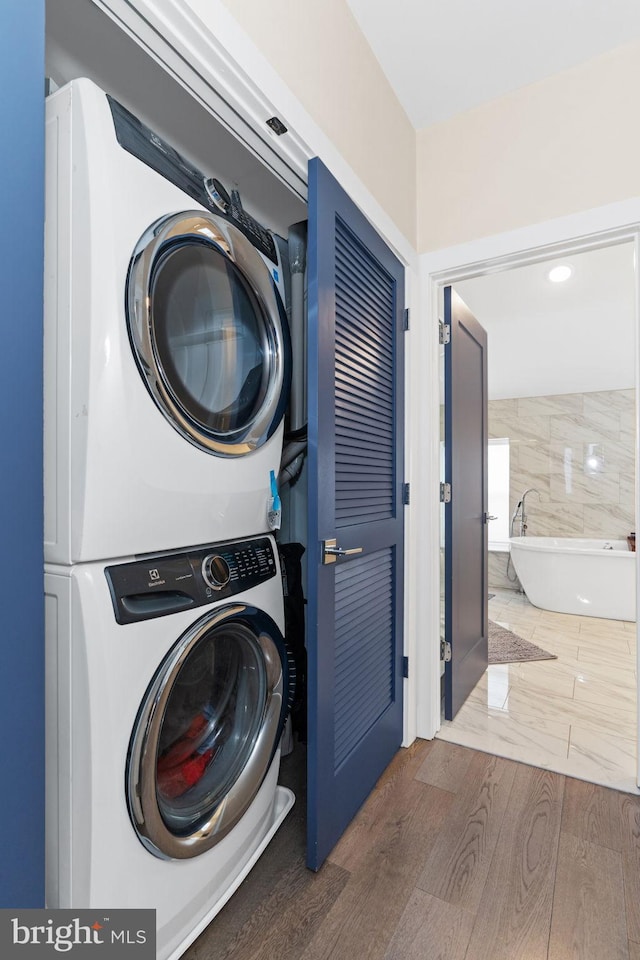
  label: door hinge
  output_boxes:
[439,481,451,503]
[440,639,452,663]
[403,307,410,331]
[402,482,410,505]
[439,320,450,345]
[402,656,409,678]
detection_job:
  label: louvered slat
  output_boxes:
[335,585,393,636]
[335,238,394,306]
[334,218,395,529]
[334,549,395,770]
[335,299,396,350]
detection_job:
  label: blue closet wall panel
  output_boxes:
[0,2,46,906]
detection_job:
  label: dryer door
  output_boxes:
[126,604,287,860]
[127,212,291,456]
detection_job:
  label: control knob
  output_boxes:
[201,554,231,591]
[203,177,231,214]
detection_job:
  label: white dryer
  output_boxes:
[45,533,294,960]
[44,78,292,564]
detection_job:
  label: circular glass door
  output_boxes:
[127,212,291,456]
[126,604,286,860]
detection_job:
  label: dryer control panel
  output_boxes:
[105,536,277,625]
[107,95,279,264]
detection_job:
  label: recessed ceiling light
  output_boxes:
[548,264,573,283]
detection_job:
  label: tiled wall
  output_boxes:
[489,389,636,588]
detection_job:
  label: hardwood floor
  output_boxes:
[185,738,640,960]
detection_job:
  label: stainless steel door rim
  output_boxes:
[126,603,284,860]
[127,211,289,456]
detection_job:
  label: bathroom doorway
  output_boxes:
[433,239,639,793]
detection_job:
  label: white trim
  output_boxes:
[418,199,640,755]
[634,232,640,790]
[402,270,421,747]
[416,253,444,740]
[422,199,640,279]
[93,0,310,198]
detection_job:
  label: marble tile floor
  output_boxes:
[437,588,640,793]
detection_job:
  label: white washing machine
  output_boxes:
[45,534,294,960]
[44,77,292,564]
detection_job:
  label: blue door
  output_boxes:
[444,287,489,720]
[306,159,405,870]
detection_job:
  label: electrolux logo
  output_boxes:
[0,910,155,958]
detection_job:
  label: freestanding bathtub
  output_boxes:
[509,536,637,622]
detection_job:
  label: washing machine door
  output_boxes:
[126,604,287,860]
[127,211,291,456]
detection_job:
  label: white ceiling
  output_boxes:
[346,0,640,128]
[455,242,636,400]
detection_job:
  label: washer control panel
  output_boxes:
[106,536,277,625]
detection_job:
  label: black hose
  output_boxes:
[285,424,307,443]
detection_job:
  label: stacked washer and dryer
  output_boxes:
[44,78,295,960]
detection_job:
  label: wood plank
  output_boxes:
[561,777,624,851]
[548,833,627,960]
[383,889,475,960]
[618,793,640,943]
[415,739,475,793]
[416,750,518,912]
[329,739,434,871]
[192,858,350,960]
[463,765,564,960]
[299,781,454,960]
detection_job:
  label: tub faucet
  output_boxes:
[510,500,523,537]
[519,487,541,536]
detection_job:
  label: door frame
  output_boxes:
[417,200,640,779]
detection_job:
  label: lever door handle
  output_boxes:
[322,538,364,564]
[326,546,363,556]
[483,514,498,523]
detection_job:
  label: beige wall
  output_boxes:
[417,41,640,252]
[218,0,416,245]
[196,6,640,257]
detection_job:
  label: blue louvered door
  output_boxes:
[306,158,405,870]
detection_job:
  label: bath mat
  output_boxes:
[488,620,557,664]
